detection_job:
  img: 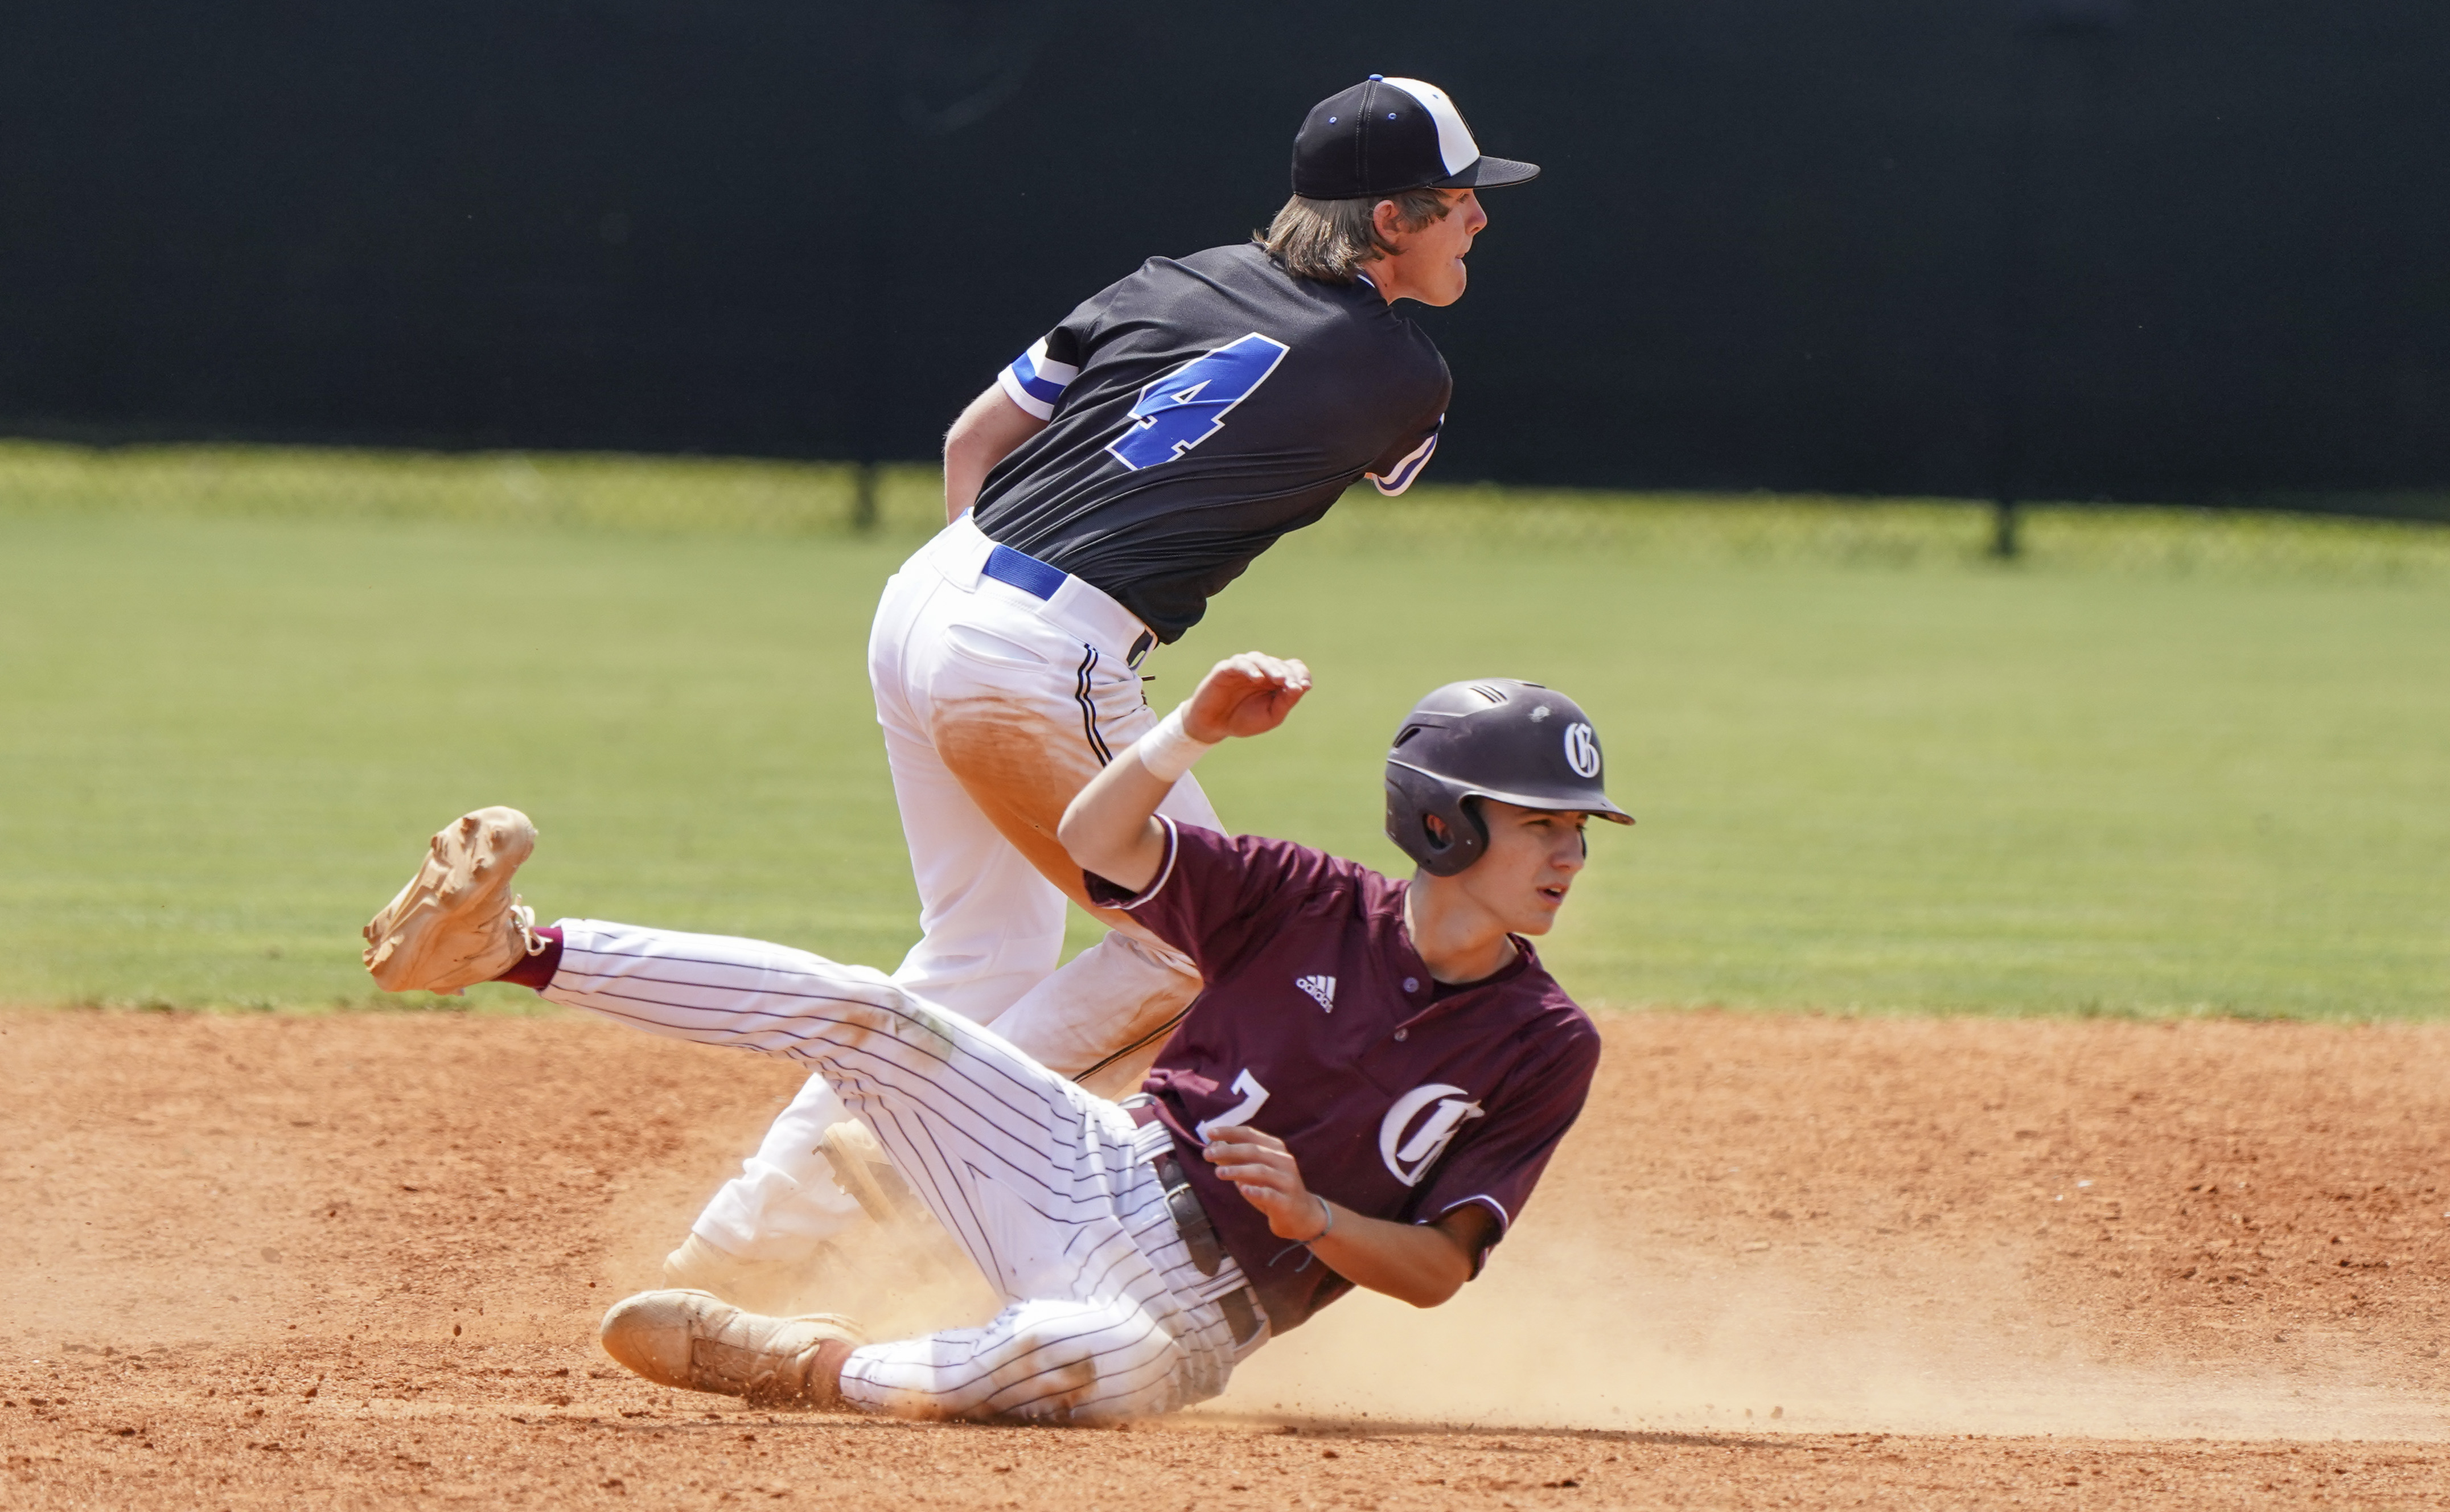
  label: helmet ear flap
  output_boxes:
[1448,794,1492,872]
[1384,764,1487,877]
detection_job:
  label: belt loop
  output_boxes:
[1126,630,1156,669]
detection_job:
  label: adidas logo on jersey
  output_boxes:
[1294,974,1336,1013]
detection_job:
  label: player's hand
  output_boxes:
[1203,1124,1335,1243]
[1182,652,1312,744]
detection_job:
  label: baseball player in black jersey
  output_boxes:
[356,650,1626,1421]
[615,76,1544,1306]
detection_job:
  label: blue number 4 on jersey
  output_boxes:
[1106,333,1291,472]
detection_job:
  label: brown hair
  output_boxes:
[1257,188,1455,285]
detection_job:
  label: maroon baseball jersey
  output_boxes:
[1084,820,1600,1333]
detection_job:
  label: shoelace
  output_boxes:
[509,899,549,957]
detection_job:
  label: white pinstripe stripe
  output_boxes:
[544,919,1266,1422]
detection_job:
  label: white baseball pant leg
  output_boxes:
[547,919,1264,1422]
[688,516,1218,1260]
[869,513,1219,1029]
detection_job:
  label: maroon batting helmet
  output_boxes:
[1383,679,1634,877]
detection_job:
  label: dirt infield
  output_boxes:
[5,1007,2447,1509]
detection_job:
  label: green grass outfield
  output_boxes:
[2,442,2445,1018]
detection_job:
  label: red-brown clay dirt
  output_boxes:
[5,1007,2448,1509]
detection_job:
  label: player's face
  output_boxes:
[1458,799,1590,935]
[1380,188,1487,307]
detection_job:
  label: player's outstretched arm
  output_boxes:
[942,384,1047,522]
[1204,1124,1493,1308]
[1057,652,1311,892]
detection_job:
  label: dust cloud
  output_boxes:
[738,1215,1006,1345]
[1205,1228,2449,1441]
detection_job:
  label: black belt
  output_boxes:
[1152,1151,1263,1346]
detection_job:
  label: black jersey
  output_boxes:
[973,243,1450,642]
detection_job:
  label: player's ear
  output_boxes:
[1371,198,1406,245]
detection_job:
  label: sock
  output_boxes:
[495,925,564,991]
[809,1339,856,1406]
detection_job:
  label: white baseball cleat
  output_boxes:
[361,806,545,994]
[599,1289,865,1407]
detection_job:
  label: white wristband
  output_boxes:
[1134,703,1216,783]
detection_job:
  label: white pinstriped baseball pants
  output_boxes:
[546,918,1265,1423]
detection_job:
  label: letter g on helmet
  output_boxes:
[1382,679,1634,877]
[1563,722,1601,778]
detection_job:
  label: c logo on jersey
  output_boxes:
[1107,333,1290,471]
[1378,1083,1486,1187]
[1563,722,1601,779]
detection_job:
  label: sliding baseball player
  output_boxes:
[358,653,1625,1420]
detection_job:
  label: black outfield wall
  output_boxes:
[2,2,2445,508]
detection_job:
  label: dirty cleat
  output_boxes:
[361,806,544,994]
[599,1289,864,1406]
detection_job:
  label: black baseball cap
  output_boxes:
[1292,76,1540,200]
